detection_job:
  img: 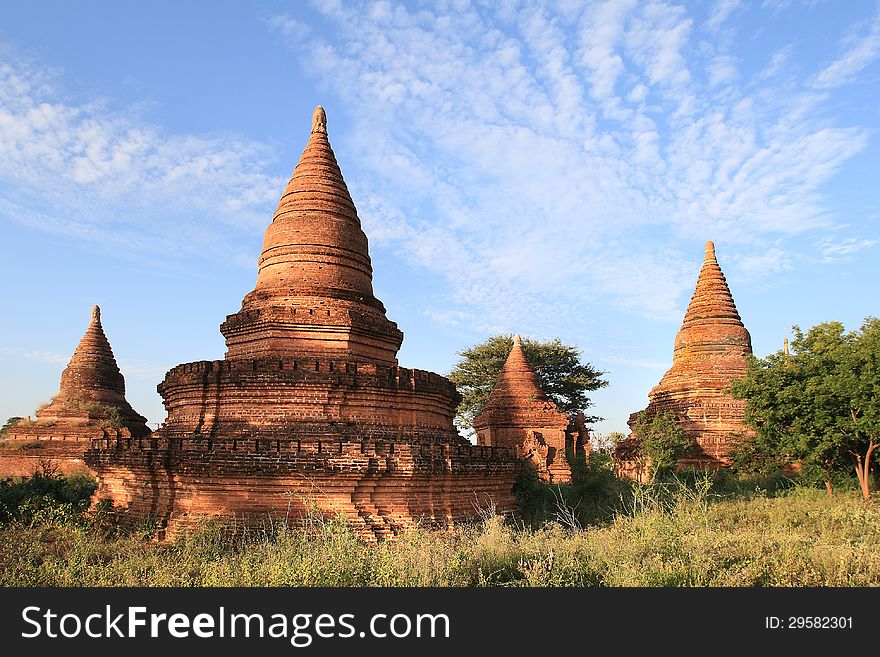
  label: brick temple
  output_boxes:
[474,335,588,483]
[1,306,150,477]
[84,107,519,540]
[619,241,753,476]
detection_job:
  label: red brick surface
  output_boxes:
[221,105,403,366]
[623,241,753,470]
[2,305,150,477]
[85,107,519,540]
[473,336,578,483]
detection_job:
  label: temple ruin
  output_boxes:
[473,335,588,483]
[1,306,150,477]
[618,241,753,475]
[83,107,519,540]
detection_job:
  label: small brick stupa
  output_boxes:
[2,306,149,476]
[473,336,575,483]
[85,107,519,540]
[624,241,753,470]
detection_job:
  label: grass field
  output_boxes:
[1,468,878,587]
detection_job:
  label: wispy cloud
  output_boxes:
[0,346,67,365]
[267,0,870,334]
[706,0,743,34]
[601,354,668,370]
[812,10,880,89]
[817,236,878,262]
[1,1,874,349]
[0,58,285,265]
[731,247,794,281]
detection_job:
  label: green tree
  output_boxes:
[593,431,626,451]
[631,410,693,482]
[0,417,24,438]
[731,318,880,500]
[448,334,607,434]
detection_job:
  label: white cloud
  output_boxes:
[817,236,878,262]
[758,45,794,80]
[264,15,312,41]
[731,247,794,281]
[0,346,67,365]
[708,54,739,87]
[577,0,636,101]
[0,59,285,263]
[706,0,743,36]
[2,1,874,353]
[812,11,880,89]
[263,0,872,334]
[624,2,693,92]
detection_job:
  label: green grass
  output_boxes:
[1,469,878,587]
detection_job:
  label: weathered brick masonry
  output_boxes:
[622,241,753,471]
[2,306,149,477]
[85,107,519,539]
[474,336,587,483]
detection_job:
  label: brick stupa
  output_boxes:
[624,241,753,470]
[2,306,149,476]
[473,336,578,483]
[85,107,519,540]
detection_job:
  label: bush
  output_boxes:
[513,451,633,529]
[0,467,97,526]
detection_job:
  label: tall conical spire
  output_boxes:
[255,104,374,302]
[59,305,126,397]
[628,241,753,468]
[222,106,403,364]
[673,240,751,363]
[36,305,150,435]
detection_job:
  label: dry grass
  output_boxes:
[1,479,878,587]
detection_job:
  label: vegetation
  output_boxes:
[0,465,97,525]
[2,467,878,587]
[448,334,607,433]
[731,318,880,499]
[0,417,24,437]
[627,410,694,482]
[58,400,124,428]
[514,449,632,529]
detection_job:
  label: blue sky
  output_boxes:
[1,0,878,437]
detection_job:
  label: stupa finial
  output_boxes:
[91,305,101,323]
[312,105,327,134]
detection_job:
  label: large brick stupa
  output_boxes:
[625,241,753,469]
[85,107,519,539]
[2,306,150,476]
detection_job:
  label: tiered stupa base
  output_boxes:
[629,384,749,469]
[87,435,517,541]
[86,356,519,540]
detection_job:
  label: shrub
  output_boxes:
[0,468,97,526]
